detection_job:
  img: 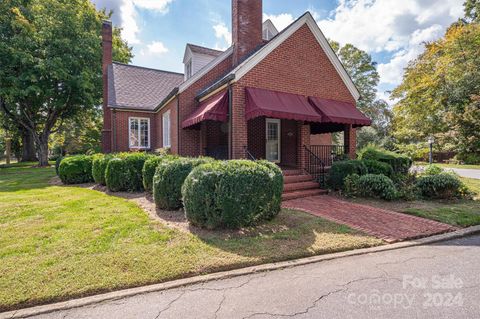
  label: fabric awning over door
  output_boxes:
[245,87,323,122]
[308,96,371,127]
[182,90,229,129]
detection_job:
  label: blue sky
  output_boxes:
[92,0,464,103]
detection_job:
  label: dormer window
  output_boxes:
[262,20,279,41]
[185,59,193,80]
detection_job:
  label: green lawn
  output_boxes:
[0,165,382,311]
[345,176,480,227]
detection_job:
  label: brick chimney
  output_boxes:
[101,21,113,153]
[232,0,263,66]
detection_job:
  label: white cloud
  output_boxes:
[317,0,463,86]
[212,22,231,51]
[263,13,294,31]
[146,41,169,54]
[92,0,174,44]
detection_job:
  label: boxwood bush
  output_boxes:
[58,155,94,184]
[92,154,113,185]
[142,155,177,192]
[328,160,368,190]
[105,152,151,192]
[356,174,397,200]
[416,173,463,199]
[153,157,213,209]
[423,164,443,176]
[359,145,412,174]
[362,159,393,177]
[182,160,283,229]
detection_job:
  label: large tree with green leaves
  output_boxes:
[391,20,480,162]
[330,41,392,148]
[0,0,132,166]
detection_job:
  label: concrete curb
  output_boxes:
[2,225,480,319]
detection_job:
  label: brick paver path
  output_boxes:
[283,196,456,242]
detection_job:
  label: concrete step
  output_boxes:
[282,169,304,176]
[284,174,313,184]
[283,181,320,192]
[282,188,328,201]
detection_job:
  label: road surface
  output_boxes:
[30,234,480,319]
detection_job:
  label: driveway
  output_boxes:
[26,234,480,319]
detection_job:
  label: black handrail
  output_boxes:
[308,145,348,167]
[244,146,256,161]
[304,145,327,187]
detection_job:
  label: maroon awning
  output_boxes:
[245,87,323,122]
[308,97,372,127]
[182,90,229,129]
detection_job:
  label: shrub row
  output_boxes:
[358,145,412,174]
[105,153,152,192]
[182,160,283,229]
[153,157,213,210]
[142,155,177,192]
[58,155,94,184]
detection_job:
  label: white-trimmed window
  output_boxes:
[162,110,171,148]
[129,117,150,149]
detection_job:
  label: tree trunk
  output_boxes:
[21,130,37,162]
[37,136,49,167]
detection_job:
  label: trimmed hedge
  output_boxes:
[92,154,113,185]
[182,160,283,229]
[105,153,151,192]
[362,159,393,177]
[359,146,412,174]
[357,174,397,200]
[142,155,177,192]
[416,173,463,199]
[153,157,213,209]
[328,160,368,190]
[58,155,94,184]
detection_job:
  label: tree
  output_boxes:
[0,0,132,166]
[391,21,480,162]
[330,41,393,149]
[464,0,480,22]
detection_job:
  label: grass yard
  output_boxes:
[345,176,480,227]
[415,162,480,170]
[0,164,382,312]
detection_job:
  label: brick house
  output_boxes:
[101,0,371,198]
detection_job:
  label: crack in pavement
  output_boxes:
[375,255,436,268]
[153,291,186,319]
[213,294,226,319]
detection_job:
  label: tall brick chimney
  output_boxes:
[101,21,113,153]
[232,0,263,66]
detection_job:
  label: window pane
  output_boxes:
[140,119,149,147]
[130,119,139,147]
[163,112,170,147]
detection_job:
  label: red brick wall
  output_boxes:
[310,133,332,145]
[111,110,156,152]
[232,0,263,66]
[281,119,298,167]
[154,98,178,153]
[233,23,356,166]
[178,55,233,157]
[247,117,265,159]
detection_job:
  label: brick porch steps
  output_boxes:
[282,169,327,201]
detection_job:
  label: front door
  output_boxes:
[266,118,281,163]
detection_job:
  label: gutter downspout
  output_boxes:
[177,98,180,155]
[228,85,233,160]
[112,109,117,152]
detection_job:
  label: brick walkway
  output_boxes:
[282,196,456,242]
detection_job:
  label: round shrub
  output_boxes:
[182,160,283,229]
[105,153,151,192]
[356,174,397,200]
[423,164,443,176]
[328,160,368,190]
[58,155,93,184]
[153,157,213,209]
[362,159,393,177]
[256,160,284,218]
[92,154,113,185]
[359,145,412,174]
[142,155,177,192]
[416,173,463,199]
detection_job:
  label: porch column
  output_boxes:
[231,85,248,159]
[199,122,207,156]
[297,123,310,170]
[344,124,357,159]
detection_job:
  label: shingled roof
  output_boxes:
[186,44,223,57]
[107,62,184,111]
